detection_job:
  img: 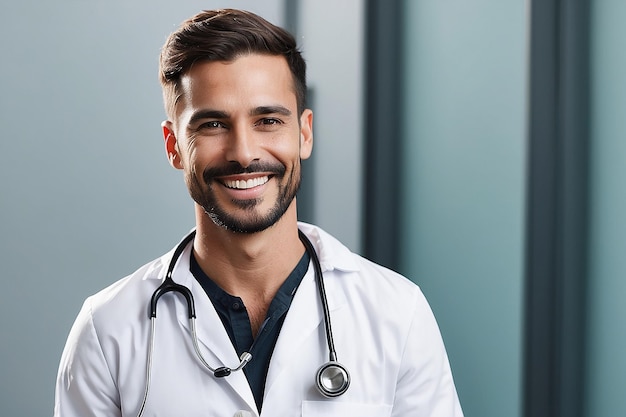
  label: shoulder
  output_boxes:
[77,252,169,334]
[56,252,173,414]
[299,222,424,309]
[299,222,419,288]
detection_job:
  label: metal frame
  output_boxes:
[523,1,590,416]
[362,0,404,270]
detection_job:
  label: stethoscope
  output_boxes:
[136,229,349,417]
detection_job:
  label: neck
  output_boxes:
[191,203,305,298]
[192,204,305,336]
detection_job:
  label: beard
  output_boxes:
[186,160,301,234]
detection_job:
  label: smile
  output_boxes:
[222,176,270,190]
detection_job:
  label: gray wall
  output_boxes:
[0,1,363,415]
[299,0,364,251]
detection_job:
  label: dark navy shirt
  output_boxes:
[190,250,310,412]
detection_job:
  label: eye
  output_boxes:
[199,120,226,129]
[256,118,283,127]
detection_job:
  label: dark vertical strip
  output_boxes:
[524,1,589,416]
[525,3,559,415]
[283,0,300,38]
[557,2,590,415]
[362,0,403,270]
[283,0,315,224]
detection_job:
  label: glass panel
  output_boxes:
[585,2,626,416]
[399,2,527,416]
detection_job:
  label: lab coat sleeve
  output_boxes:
[54,298,121,417]
[391,289,463,416]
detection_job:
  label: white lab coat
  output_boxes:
[54,223,463,416]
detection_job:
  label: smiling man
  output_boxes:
[54,9,463,417]
[166,54,310,237]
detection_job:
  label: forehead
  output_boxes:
[176,54,297,116]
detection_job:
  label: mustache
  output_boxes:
[202,161,286,182]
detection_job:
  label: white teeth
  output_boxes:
[224,176,269,190]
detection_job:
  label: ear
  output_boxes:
[299,109,313,160]
[162,121,183,169]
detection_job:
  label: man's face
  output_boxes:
[164,54,313,233]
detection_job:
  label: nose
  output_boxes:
[224,125,258,168]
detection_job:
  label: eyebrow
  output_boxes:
[250,105,292,117]
[188,105,293,126]
[188,109,230,125]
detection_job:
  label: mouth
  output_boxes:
[221,175,270,190]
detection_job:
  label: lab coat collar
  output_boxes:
[296,222,360,274]
[146,224,360,282]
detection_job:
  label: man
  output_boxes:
[54,9,463,417]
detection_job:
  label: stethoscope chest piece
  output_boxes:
[316,361,350,397]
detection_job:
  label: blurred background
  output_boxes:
[0,1,623,416]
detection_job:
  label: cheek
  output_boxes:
[274,139,303,163]
[181,150,204,182]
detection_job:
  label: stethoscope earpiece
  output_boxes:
[316,361,350,397]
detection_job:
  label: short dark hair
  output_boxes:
[159,9,307,119]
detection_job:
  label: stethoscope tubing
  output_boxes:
[298,230,338,362]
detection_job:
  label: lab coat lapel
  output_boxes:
[193,283,257,409]
[263,266,347,397]
[170,244,257,412]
